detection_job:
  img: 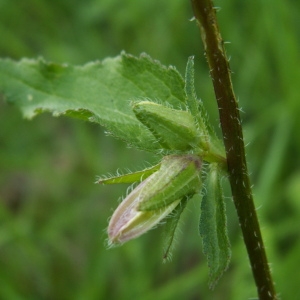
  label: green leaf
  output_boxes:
[97,163,161,184]
[162,196,188,262]
[184,57,226,164]
[185,56,199,118]
[0,52,186,151]
[199,163,231,289]
[185,56,210,133]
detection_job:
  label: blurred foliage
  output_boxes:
[0,0,299,299]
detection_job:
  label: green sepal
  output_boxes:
[97,163,160,184]
[162,196,189,262]
[132,101,199,151]
[138,154,202,211]
[199,163,231,289]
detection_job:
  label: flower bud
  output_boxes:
[132,101,199,151]
[108,154,202,245]
[108,176,181,245]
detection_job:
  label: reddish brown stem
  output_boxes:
[191,0,277,299]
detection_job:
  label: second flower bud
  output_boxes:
[108,154,202,245]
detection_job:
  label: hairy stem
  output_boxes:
[191,0,277,299]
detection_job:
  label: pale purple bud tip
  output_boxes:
[108,175,180,245]
[107,154,202,245]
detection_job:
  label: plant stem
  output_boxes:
[191,1,277,299]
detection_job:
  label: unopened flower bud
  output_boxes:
[108,154,202,245]
[132,101,199,151]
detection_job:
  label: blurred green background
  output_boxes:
[0,0,299,299]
